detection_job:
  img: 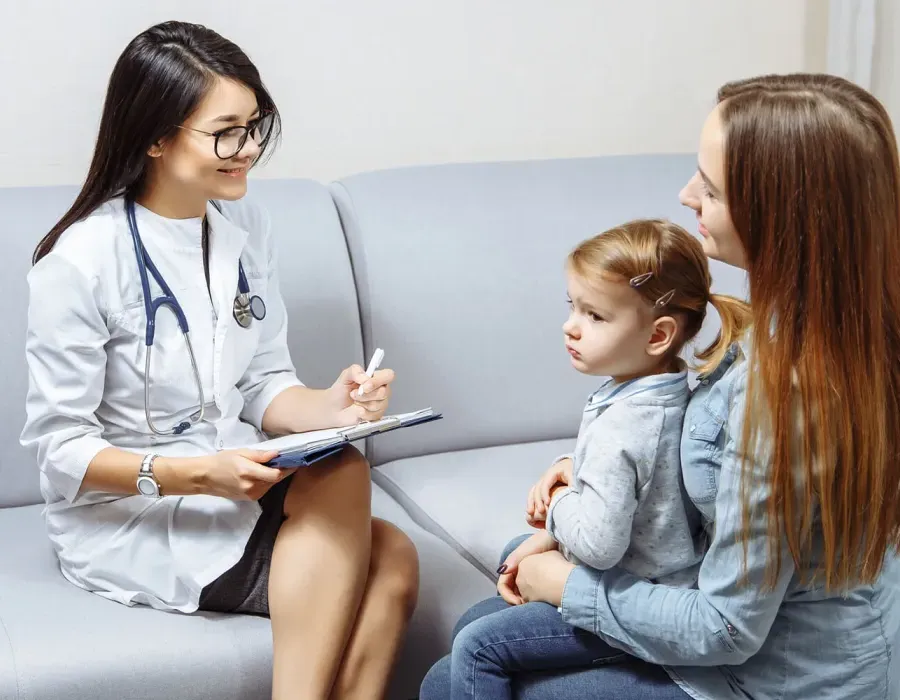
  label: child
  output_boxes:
[448,219,745,700]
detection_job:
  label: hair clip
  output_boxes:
[655,289,676,307]
[629,272,653,287]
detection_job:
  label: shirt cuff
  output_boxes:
[544,485,574,536]
[241,374,305,431]
[54,434,114,504]
[559,563,604,634]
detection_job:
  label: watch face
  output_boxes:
[137,476,157,496]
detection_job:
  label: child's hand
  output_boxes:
[525,458,574,527]
[496,531,558,605]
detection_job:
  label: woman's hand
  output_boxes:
[325,364,396,427]
[526,458,574,527]
[496,531,559,605]
[186,449,294,500]
[515,549,577,608]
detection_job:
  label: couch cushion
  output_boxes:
[0,483,493,700]
[374,438,576,576]
[1,179,362,508]
[331,155,748,467]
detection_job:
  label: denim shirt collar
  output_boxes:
[586,360,688,413]
[697,332,751,384]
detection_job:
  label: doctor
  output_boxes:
[20,21,418,700]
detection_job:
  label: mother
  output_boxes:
[421,73,900,699]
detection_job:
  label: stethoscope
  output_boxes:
[125,199,266,436]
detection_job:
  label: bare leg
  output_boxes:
[268,446,373,700]
[329,518,420,699]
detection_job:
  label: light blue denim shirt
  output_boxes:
[560,341,900,700]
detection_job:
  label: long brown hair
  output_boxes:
[567,219,750,372]
[718,74,900,589]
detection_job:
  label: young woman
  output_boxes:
[20,21,418,700]
[421,73,900,700]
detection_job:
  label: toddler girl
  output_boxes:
[448,218,748,699]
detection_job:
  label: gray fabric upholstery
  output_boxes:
[0,156,751,699]
[374,439,575,577]
[0,187,76,508]
[331,155,748,468]
[374,484,495,699]
[249,180,365,389]
[0,483,493,700]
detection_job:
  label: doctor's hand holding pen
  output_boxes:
[326,348,395,427]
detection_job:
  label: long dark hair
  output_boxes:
[33,21,281,264]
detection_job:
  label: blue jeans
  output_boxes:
[419,536,691,700]
[448,596,626,699]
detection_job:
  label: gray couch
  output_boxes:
[0,155,746,699]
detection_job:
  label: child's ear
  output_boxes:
[647,316,679,358]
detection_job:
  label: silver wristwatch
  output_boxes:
[137,453,162,498]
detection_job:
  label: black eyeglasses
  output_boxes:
[177,111,275,160]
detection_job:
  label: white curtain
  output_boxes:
[826,0,877,88]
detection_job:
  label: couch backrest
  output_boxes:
[333,155,747,467]
[0,179,362,508]
[3,157,748,504]
[1,187,77,507]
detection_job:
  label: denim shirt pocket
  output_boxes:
[682,384,728,509]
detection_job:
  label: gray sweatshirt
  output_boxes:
[545,366,704,583]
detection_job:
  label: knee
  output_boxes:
[307,443,371,483]
[419,655,452,700]
[370,518,420,617]
[499,534,531,567]
[330,444,370,478]
[450,616,485,663]
[284,444,371,513]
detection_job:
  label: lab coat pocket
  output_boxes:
[218,271,267,391]
[107,294,215,416]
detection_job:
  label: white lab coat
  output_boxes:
[20,197,304,612]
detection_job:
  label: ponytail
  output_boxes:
[695,293,752,375]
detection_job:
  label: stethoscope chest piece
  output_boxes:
[233,259,266,328]
[233,292,266,328]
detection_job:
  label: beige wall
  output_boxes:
[3,1,827,187]
[873,0,900,130]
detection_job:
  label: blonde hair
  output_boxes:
[567,218,750,374]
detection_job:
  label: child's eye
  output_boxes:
[565,297,574,308]
[589,312,604,322]
[701,181,716,200]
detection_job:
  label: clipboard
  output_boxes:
[240,408,443,468]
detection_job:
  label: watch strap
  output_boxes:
[138,453,161,497]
